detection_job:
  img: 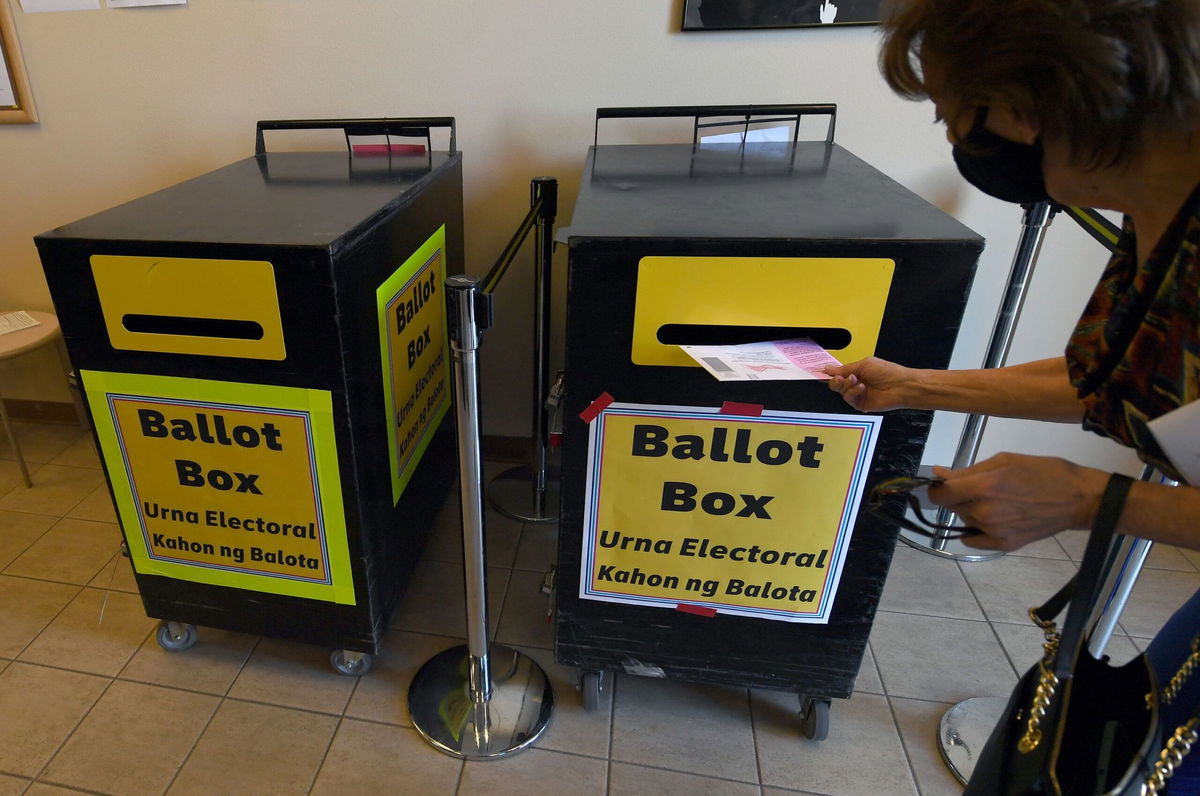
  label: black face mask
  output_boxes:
[952,106,1050,204]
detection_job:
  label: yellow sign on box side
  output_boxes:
[90,255,287,361]
[377,226,451,504]
[580,402,881,623]
[631,256,895,367]
[82,370,355,605]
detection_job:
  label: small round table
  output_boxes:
[0,311,71,488]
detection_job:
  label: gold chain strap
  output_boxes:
[1019,607,1062,753]
[1143,717,1199,795]
[1163,636,1200,706]
[1142,633,1200,794]
[1018,603,1200,789]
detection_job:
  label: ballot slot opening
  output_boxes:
[121,314,266,341]
[656,324,851,351]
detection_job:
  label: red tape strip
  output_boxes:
[675,603,718,618]
[720,401,764,417]
[579,392,614,423]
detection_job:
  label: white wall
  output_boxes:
[0,0,1139,475]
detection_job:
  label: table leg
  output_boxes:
[0,387,32,488]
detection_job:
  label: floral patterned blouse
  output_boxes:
[1065,183,1200,483]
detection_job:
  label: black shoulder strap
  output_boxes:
[1050,473,1135,680]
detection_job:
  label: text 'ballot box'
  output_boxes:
[36,131,464,660]
[556,140,982,702]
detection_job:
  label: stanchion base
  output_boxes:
[408,643,555,760]
[898,527,1005,561]
[898,465,1005,561]
[938,696,1006,786]
[487,464,561,524]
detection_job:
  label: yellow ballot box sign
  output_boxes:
[83,370,355,605]
[579,400,881,623]
[377,225,451,505]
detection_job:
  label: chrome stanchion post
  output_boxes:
[409,275,554,760]
[1085,463,1168,657]
[530,177,558,513]
[930,202,1130,784]
[901,200,1056,561]
[925,201,1056,780]
[489,178,562,523]
[451,275,492,699]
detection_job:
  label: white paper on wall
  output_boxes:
[19,0,101,12]
[0,55,16,107]
[107,0,187,6]
[700,126,792,145]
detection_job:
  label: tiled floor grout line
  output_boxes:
[884,693,960,709]
[2,657,121,685]
[222,635,262,698]
[955,555,1034,678]
[159,634,262,795]
[0,516,62,570]
[865,638,885,696]
[451,756,467,795]
[29,423,1189,794]
[26,618,161,792]
[105,673,244,702]
[872,605,998,624]
[24,779,107,795]
[159,694,225,795]
[863,551,1025,791]
[746,684,766,794]
[203,688,372,720]
[31,669,120,793]
[605,670,618,796]
[604,756,769,789]
[305,714,346,796]
[0,502,101,521]
[8,579,87,666]
[2,560,125,593]
[882,693,925,796]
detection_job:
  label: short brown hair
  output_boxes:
[880,0,1200,167]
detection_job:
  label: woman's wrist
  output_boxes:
[901,367,948,411]
[1073,466,1118,531]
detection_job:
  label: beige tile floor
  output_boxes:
[0,419,1197,795]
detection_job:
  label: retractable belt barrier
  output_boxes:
[408,178,558,760]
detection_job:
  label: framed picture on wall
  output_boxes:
[0,0,36,124]
[682,0,882,30]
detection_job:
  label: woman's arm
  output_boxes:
[826,356,1084,422]
[1118,478,1200,551]
[929,454,1200,552]
[826,355,1200,549]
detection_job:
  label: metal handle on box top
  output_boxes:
[254,117,457,156]
[594,103,836,146]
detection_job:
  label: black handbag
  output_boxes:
[964,473,1162,795]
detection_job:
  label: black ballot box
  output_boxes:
[34,121,463,667]
[555,140,983,714]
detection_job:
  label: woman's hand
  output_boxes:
[825,357,918,412]
[927,453,1110,550]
